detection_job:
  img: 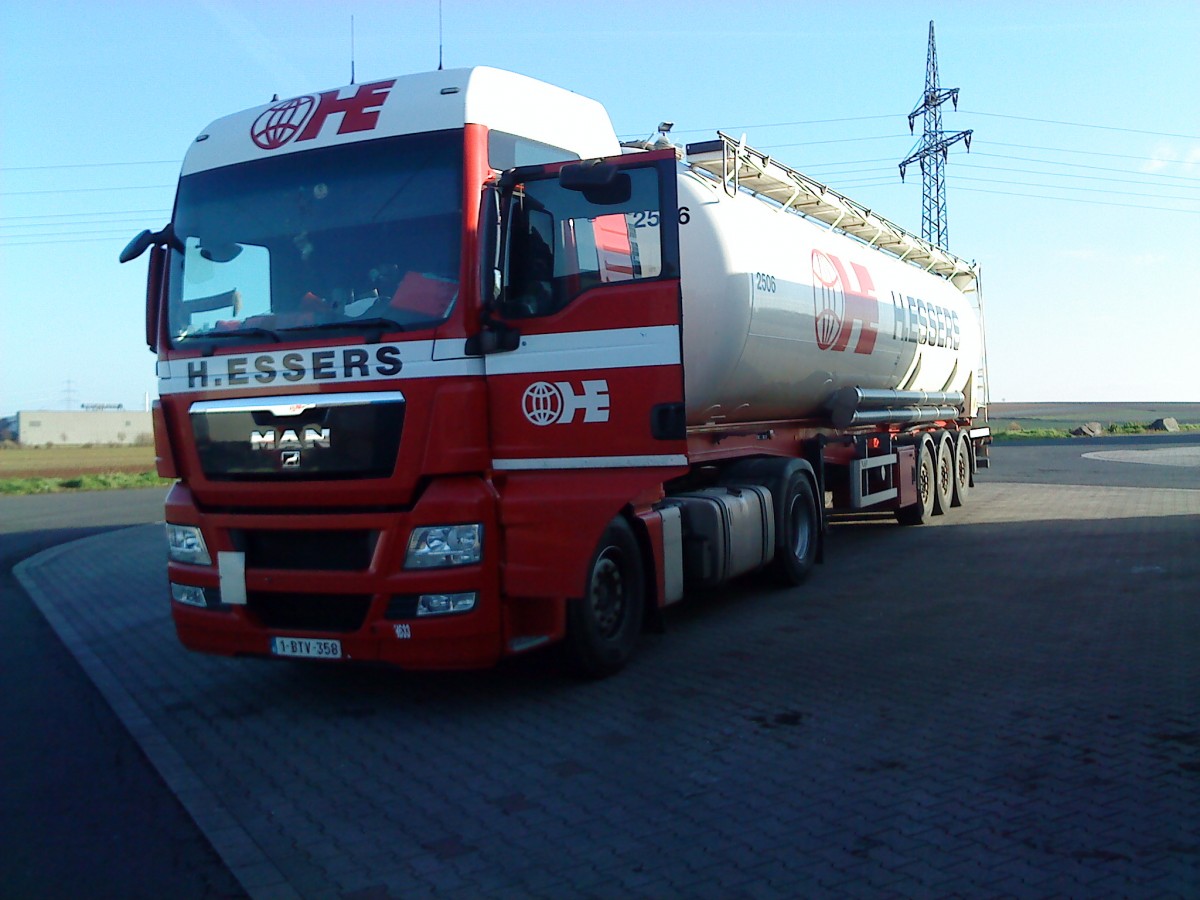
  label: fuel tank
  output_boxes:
[675,168,981,426]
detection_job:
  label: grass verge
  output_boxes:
[992,422,1200,441]
[0,471,169,495]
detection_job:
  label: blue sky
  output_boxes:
[2,0,1197,415]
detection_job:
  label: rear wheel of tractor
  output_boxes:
[932,431,955,515]
[771,470,819,586]
[565,517,645,678]
[951,430,971,507]
[897,439,935,526]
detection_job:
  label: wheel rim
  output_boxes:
[939,451,952,496]
[956,444,969,487]
[589,550,625,639]
[919,454,932,505]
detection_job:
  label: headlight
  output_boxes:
[405,524,482,568]
[166,523,211,565]
[170,583,209,607]
[417,592,477,616]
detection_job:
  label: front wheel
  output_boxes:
[565,518,645,678]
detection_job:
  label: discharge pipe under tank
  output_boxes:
[828,387,964,430]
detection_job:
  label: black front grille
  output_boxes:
[386,595,419,620]
[190,395,405,481]
[235,529,377,571]
[248,593,371,632]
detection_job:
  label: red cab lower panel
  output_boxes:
[166,476,511,670]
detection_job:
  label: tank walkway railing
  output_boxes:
[685,133,978,293]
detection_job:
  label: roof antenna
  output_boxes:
[350,15,356,84]
[438,0,444,70]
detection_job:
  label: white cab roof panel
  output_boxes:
[181,67,619,176]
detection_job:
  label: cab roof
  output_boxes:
[181,67,620,176]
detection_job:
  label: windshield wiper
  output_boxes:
[298,317,417,341]
[192,326,283,344]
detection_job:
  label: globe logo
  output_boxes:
[251,95,317,150]
[522,382,564,426]
[811,249,845,351]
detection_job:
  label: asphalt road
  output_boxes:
[3,435,1198,896]
[0,488,245,899]
[985,432,1200,490]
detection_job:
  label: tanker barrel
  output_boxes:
[828,387,964,430]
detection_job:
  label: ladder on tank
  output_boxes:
[684,132,979,293]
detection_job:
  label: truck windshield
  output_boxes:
[168,130,463,345]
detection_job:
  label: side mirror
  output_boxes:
[119,229,155,264]
[559,161,631,205]
[199,242,243,263]
[119,223,181,263]
[145,245,166,352]
[478,185,501,309]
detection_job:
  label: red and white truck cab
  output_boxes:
[125,68,691,674]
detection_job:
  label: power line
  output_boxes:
[0,216,172,231]
[979,140,1199,165]
[0,233,141,248]
[762,134,908,150]
[1,185,174,197]
[0,208,170,223]
[952,185,1200,214]
[956,160,1200,190]
[0,230,141,244]
[0,160,179,173]
[620,113,899,138]
[950,173,1200,202]
[958,110,1200,140]
[966,153,1200,183]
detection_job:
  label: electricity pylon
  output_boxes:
[899,21,972,250]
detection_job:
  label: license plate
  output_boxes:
[270,636,342,660]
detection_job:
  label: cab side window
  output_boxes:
[501,167,664,319]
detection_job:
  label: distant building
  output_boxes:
[15,410,153,446]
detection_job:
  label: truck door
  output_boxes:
[484,149,686,474]
[478,149,687,609]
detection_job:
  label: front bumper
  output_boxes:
[166,476,505,669]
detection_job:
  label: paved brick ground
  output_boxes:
[16,480,1200,898]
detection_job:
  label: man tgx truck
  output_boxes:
[121,67,990,676]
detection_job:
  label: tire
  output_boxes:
[951,431,971,507]
[932,431,954,516]
[770,469,819,586]
[897,439,935,526]
[719,457,821,587]
[565,517,645,678]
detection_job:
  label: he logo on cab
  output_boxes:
[250,80,396,150]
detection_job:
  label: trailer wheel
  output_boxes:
[565,517,645,678]
[932,431,955,515]
[951,431,971,507]
[897,439,935,526]
[771,470,819,586]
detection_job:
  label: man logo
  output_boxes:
[521,380,610,426]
